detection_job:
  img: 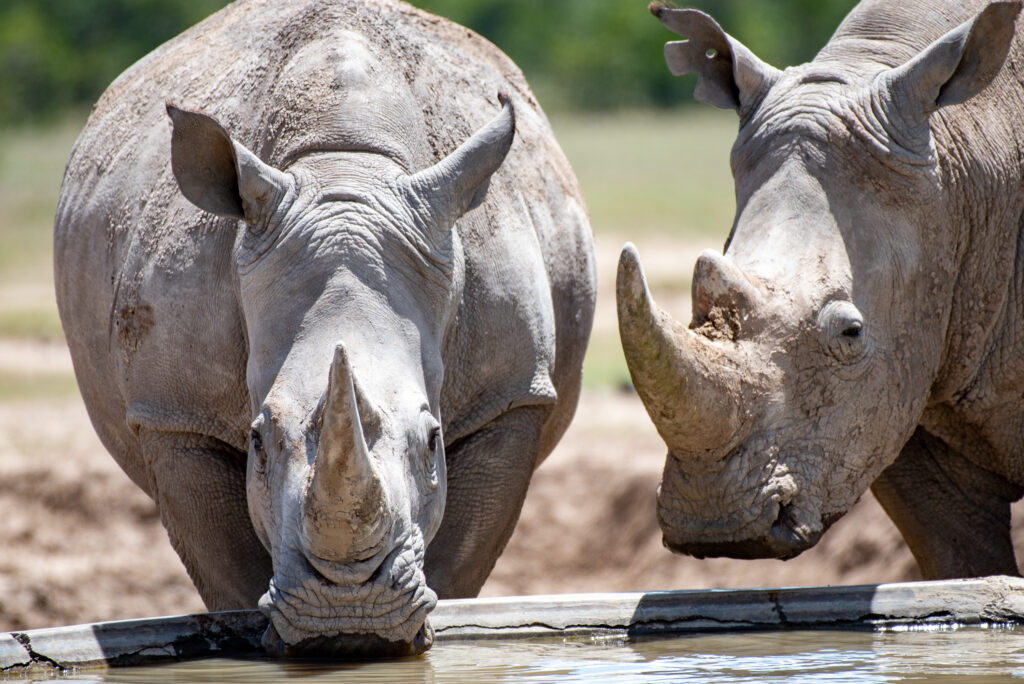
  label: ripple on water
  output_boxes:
[53,626,1024,683]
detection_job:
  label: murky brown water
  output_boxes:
[49,626,1024,683]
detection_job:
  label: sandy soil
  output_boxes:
[0,338,965,633]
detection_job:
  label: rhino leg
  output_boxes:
[871,427,1022,580]
[424,405,548,598]
[140,430,272,609]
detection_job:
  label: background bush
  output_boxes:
[0,0,856,127]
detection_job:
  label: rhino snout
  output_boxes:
[258,533,436,658]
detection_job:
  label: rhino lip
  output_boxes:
[260,533,437,651]
[666,504,827,561]
[261,620,434,660]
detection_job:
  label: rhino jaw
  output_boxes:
[663,504,824,560]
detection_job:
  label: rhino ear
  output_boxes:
[650,4,781,112]
[166,103,289,228]
[403,93,515,229]
[881,2,1020,118]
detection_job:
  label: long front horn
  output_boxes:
[616,243,744,457]
[302,344,391,563]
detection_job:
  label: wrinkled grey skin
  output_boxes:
[54,0,595,657]
[620,0,1024,579]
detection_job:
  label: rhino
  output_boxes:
[620,0,1024,580]
[54,0,595,657]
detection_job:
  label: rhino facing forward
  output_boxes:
[54,0,595,657]
[621,1,1024,579]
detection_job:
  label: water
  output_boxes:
[46,626,1024,683]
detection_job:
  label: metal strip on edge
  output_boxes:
[3,576,1023,674]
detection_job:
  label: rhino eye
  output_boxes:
[250,419,268,474]
[428,426,441,453]
[818,300,867,363]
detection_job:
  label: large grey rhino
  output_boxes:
[620,0,1024,579]
[54,0,595,657]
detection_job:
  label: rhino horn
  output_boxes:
[302,344,391,563]
[691,249,763,324]
[405,93,515,226]
[616,243,745,457]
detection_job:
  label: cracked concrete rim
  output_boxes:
[3,577,1024,674]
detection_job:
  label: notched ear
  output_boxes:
[403,93,515,229]
[882,1,1021,117]
[166,103,289,228]
[650,3,781,111]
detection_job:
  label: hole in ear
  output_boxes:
[705,48,717,59]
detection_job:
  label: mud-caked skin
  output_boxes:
[620,0,1024,578]
[54,0,595,658]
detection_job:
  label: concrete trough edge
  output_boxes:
[3,575,1023,675]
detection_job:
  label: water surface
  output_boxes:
[57,626,1024,683]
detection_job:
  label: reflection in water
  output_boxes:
[52,626,1024,683]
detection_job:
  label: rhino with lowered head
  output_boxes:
[54,0,595,657]
[620,0,1024,579]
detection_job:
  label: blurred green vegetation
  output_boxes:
[0,115,81,343]
[0,0,853,394]
[415,0,856,111]
[0,369,78,401]
[0,108,735,392]
[554,109,735,239]
[0,0,856,127]
[0,0,225,126]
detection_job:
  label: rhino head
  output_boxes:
[165,96,514,656]
[622,4,1020,560]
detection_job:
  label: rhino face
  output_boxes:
[167,97,514,656]
[623,5,1019,560]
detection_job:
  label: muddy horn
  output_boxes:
[302,344,391,563]
[616,243,745,457]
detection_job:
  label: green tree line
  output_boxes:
[0,0,856,127]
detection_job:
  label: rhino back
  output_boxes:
[54,0,592,471]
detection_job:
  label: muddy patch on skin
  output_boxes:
[115,301,155,354]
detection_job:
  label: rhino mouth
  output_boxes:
[261,619,434,659]
[663,504,844,560]
[259,534,437,658]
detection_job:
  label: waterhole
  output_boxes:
[55,626,1024,683]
